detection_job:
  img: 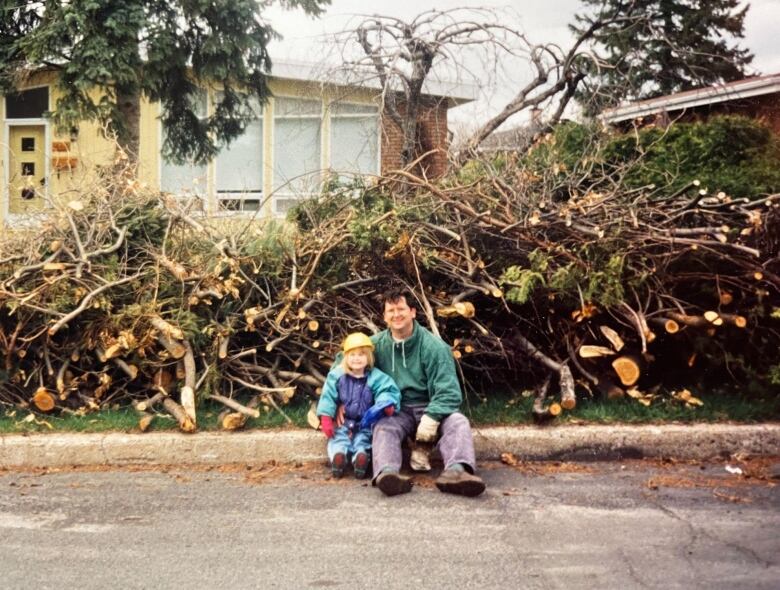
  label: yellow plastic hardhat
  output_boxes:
[343,332,374,353]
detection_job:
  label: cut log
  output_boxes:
[135,391,166,412]
[649,317,680,334]
[180,386,196,423]
[531,375,562,422]
[56,359,71,395]
[559,366,576,410]
[307,320,319,332]
[138,412,155,432]
[180,340,197,424]
[703,310,723,326]
[579,345,616,358]
[436,301,476,319]
[150,315,185,340]
[209,393,260,418]
[719,291,733,306]
[306,401,320,430]
[155,254,189,281]
[162,397,196,432]
[515,334,576,414]
[157,333,186,359]
[265,334,289,353]
[599,325,625,352]
[611,355,642,387]
[218,410,247,431]
[533,400,562,422]
[666,312,713,329]
[719,313,747,328]
[112,358,138,380]
[218,334,229,359]
[32,387,56,412]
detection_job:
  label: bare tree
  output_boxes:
[332,9,517,167]
[335,6,642,169]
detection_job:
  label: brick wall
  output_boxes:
[380,97,449,178]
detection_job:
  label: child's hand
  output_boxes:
[335,404,345,427]
[320,415,335,438]
[384,405,395,417]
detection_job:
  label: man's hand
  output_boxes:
[335,404,345,427]
[320,415,335,439]
[415,414,440,442]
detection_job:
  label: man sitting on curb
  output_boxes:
[369,287,485,497]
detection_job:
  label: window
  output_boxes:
[5,87,49,119]
[216,95,263,212]
[329,102,379,177]
[273,97,322,215]
[160,91,208,201]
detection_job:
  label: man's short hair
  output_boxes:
[380,286,416,311]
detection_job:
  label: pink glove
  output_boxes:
[320,415,334,438]
[384,406,395,417]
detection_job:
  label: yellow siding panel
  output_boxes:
[2,71,382,227]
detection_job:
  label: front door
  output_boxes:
[8,125,47,215]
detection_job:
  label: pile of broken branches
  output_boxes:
[1,151,778,429]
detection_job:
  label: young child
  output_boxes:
[317,332,401,479]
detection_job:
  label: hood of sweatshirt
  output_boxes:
[371,321,463,419]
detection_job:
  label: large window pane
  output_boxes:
[160,156,207,196]
[160,89,207,198]
[330,115,379,175]
[273,98,322,205]
[6,87,49,119]
[216,118,263,209]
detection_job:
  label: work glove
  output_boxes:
[415,414,440,442]
[410,441,432,472]
[384,405,395,417]
[320,415,335,439]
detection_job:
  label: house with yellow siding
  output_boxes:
[1,62,475,226]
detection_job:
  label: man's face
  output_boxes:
[383,297,416,338]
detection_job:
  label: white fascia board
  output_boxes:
[601,75,780,123]
[269,60,478,105]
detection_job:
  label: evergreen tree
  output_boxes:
[572,0,753,114]
[0,0,328,163]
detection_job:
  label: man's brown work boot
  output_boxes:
[435,469,486,497]
[376,471,413,496]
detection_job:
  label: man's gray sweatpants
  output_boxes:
[371,404,477,479]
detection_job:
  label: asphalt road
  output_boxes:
[1,458,778,590]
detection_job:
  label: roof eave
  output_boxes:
[600,76,780,124]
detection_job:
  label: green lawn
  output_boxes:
[464,390,780,425]
[1,390,777,434]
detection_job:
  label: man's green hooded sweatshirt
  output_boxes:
[371,320,462,422]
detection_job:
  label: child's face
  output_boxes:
[345,349,369,373]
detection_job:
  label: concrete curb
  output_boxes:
[1,424,778,469]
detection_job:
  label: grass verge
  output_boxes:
[0,390,777,434]
[465,390,780,425]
